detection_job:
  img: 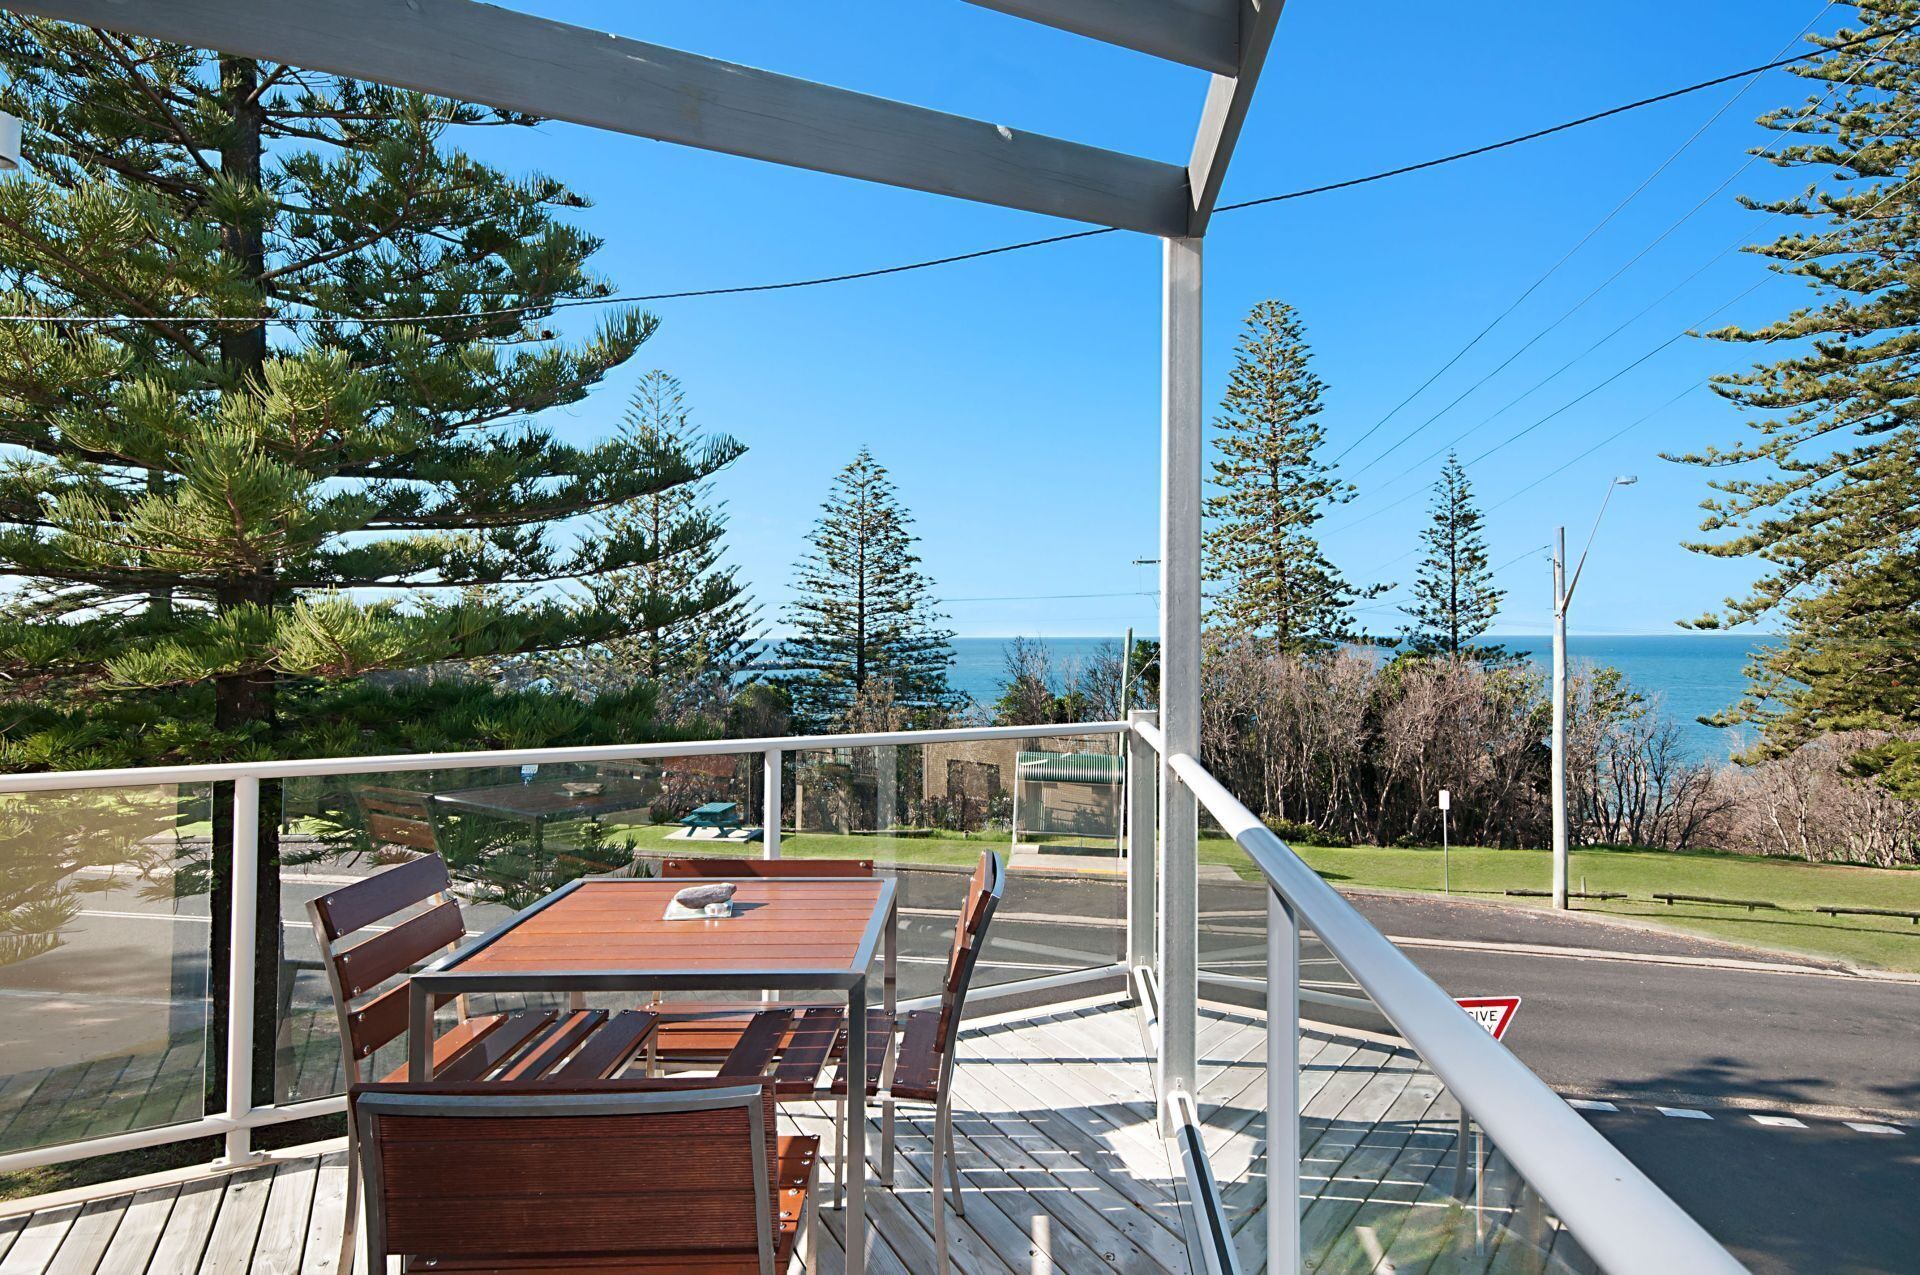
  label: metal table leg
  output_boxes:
[408,982,431,1080]
[881,895,897,1183]
[846,974,867,1275]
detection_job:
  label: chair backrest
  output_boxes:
[660,857,875,879]
[352,786,441,855]
[352,1079,778,1275]
[934,850,1004,1053]
[307,854,465,1080]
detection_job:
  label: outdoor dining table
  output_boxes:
[432,777,654,855]
[407,874,897,1275]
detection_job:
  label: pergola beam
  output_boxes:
[961,0,1240,75]
[6,0,1191,237]
[1186,0,1286,235]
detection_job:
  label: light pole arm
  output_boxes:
[1563,482,1617,607]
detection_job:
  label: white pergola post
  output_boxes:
[1125,707,1159,976]
[1157,234,1202,1128]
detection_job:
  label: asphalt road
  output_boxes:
[1341,890,1920,1275]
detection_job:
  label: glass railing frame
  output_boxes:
[0,720,1129,1175]
[1134,718,1746,1275]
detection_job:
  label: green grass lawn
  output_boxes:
[1204,836,1920,973]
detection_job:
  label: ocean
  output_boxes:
[946,634,1772,762]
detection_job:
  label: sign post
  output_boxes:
[1452,992,1519,1248]
[1438,788,1451,895]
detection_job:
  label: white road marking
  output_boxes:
[1567,1096,1910,1135]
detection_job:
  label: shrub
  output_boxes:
[1262,817,1348,848]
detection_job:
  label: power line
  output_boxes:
[1484,385,1707,513]
[1345,89,1820,482]
[1374,129,1918,497]
[1462,163,1920,501]
[0,19,1906,331]
[1349,157,1920,613]
[1329,5,1833,470]
[1340,5,1864,479]
[1328,57,1920,539]
[942,589,1155,604]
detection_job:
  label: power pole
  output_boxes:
[1551,527,1569,910]
[1551,475,1636,911]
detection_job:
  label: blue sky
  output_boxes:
[475,1,1844,639]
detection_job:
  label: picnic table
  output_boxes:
[677,800,744,837]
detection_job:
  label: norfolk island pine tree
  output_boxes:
[781,447,960,731]
[0,22,742,1105]
[1204,300,1385,652]
[1675,2,1920,792]
[1403,453,1505,660]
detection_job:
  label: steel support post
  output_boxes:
[1158,234,1202,1128]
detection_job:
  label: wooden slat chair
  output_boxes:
[719,851,1004,1274]
[351,785,442,856]
[351,1079,820,1274]
[309,854,661,1274]
[648,858,877,1062]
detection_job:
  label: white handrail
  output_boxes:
[0,719,1127,792]
[1153,736,1745,1274]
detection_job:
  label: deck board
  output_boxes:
[40,1198,126,1275]
[0,1205,79,1274]
[91,1188,177,1275]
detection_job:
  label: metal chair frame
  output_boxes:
[831,851,1003,1274]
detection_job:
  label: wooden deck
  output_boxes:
[0,997,1191,1275]
[0,997,1593,1275]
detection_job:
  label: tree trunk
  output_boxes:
[205,56,283,1117]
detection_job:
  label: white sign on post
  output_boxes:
[1438,788,1451,811]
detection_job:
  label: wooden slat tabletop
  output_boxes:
[453,878,888,976]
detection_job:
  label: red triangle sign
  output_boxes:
[1455,996,1521,1041]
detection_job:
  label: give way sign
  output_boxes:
[1455,996,1521,1041]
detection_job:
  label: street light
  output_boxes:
[1551,475,1637,909]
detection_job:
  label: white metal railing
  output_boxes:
[1134,719,1746,1275]
[0,720,1127,1176]
[0,720,1125,791]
